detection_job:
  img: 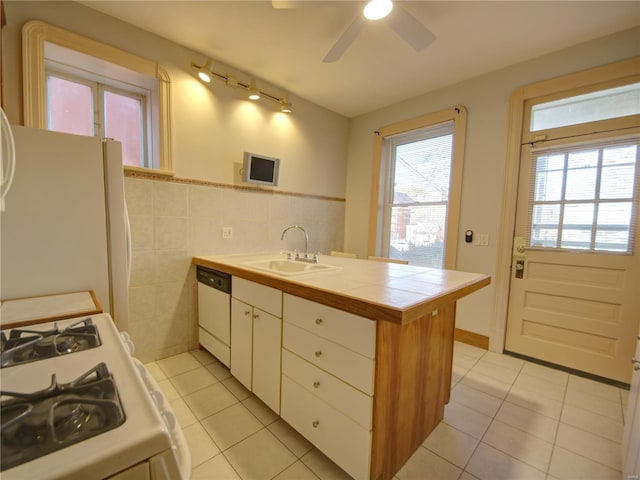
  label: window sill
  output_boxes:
[124,165,175,177]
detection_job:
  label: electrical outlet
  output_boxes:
[222,227,233,239]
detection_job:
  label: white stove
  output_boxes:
[0,314,190,480]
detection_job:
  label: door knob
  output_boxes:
[632,358,640,371]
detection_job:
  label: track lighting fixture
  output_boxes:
[191,58,292,113]
[363,0,393,20]
[192,59,214,83]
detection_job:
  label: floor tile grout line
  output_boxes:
[174,352,327,479]
[455,355,560,478]
[161,347,628,479]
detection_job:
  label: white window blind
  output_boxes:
[527,139,639,253]
[383,121,454,267]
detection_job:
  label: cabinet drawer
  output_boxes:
[281,375,371,480]
[199,327,230,367]
[283,323,375,395]
[283,294,375,358]
[282,349,372,430]
[233,277,282,318]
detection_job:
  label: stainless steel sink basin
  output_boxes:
[242,259,341,276]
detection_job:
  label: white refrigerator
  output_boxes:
[0,125,130,330]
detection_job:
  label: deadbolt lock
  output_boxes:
[515,259,525,279]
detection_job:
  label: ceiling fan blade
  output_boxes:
[384,3,435,51]
[323,16,366,63]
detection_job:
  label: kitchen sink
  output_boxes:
[242,259,341,276]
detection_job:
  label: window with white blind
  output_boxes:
[370,106,466,269]
[528,140,639,253]
[382,122,454,267]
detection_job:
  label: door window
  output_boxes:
[528,140,639,253]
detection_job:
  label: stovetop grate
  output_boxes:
[0,318,101,368]
[0,362,126,471]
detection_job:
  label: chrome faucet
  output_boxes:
[281,225,318,263]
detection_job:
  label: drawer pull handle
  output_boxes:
[312,420,319,428]
[315,318,323,325]
[313,381,320,388]
[244,310,251,316]
[253,313,260,320]
[314,350,322,358]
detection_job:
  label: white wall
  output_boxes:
[344,27,640,337]
[1,1,349,198]
[1,1,349,362]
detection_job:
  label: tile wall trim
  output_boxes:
[124,170,346,203]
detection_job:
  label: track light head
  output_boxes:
[280,101,292,113]
[248,80,261,100]
[193,59,214,83]
[280,95,292,113]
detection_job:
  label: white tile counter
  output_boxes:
[193,252,490,325]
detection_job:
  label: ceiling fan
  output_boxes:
[272,0,436,63]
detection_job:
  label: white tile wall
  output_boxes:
[124,176,345,362]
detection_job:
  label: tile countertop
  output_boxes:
[192,252,491,325]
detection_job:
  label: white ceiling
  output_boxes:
[78,1,640,118]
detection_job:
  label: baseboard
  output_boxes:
[454,328,489,350]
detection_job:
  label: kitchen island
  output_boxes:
[193,252,490,480]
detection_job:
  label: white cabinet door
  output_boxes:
[230,284,283,413]
[252,308,282,414]
[231,298,253,390]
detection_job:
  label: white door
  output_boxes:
[505,139,640,383]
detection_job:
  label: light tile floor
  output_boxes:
[145,342,629,480]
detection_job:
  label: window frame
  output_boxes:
[22,20,173,175]
[368,106,467,269]
[522,76,640,145]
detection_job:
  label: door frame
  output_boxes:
[491,56,640,352]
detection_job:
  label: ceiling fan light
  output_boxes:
[363,0,393,20]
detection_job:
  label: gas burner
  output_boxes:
[0,318,101,368]
[0,363,126,471]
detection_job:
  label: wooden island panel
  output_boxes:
[370,303,456,480]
